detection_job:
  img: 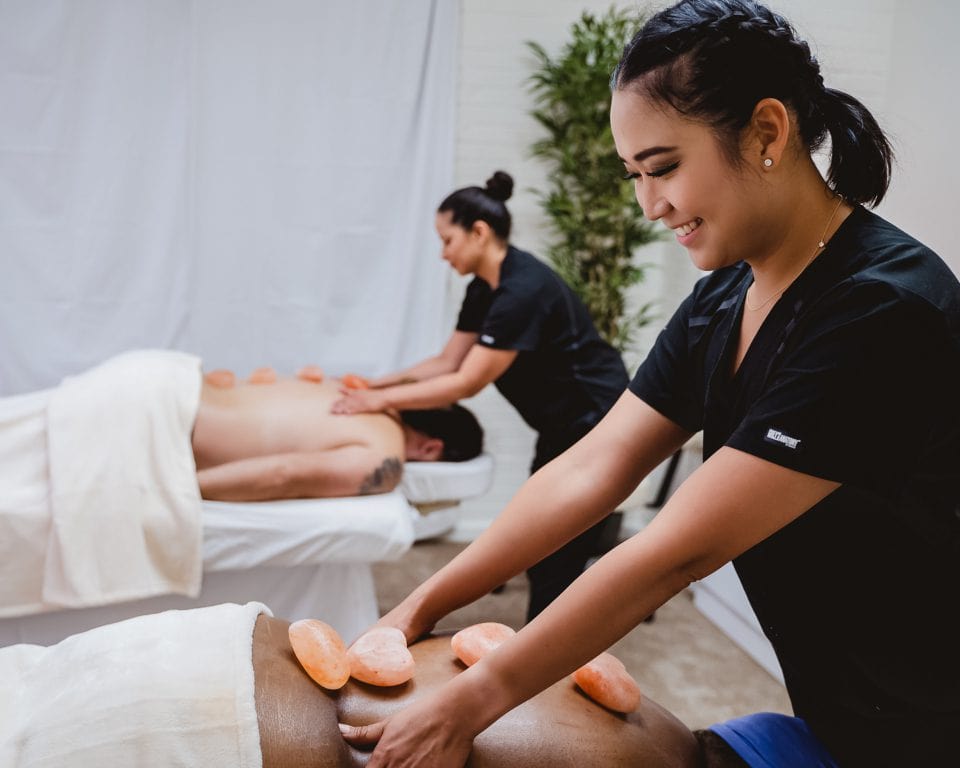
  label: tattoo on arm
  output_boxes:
[359,457,403,495]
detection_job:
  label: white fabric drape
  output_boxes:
[0,0,457,394]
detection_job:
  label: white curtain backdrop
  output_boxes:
[0,0,457,394]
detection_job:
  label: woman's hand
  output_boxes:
[339,689,478,768]
[373,596,435,645]
[330,388,388,414]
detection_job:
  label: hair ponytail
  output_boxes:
[818,88,893,206]
[438,171,514,240]
[614,0,895,208]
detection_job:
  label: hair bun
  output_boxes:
[484,171,514,202]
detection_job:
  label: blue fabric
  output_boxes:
[709,713,839,768]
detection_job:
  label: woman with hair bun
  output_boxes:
[333,170,630,622]
[336,1,959,765]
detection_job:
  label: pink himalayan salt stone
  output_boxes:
[248,366,277,384]
[450,622,516,667]
[296,364,325,383]
[204,369,236,388]
[288,619,350,690]
[340,373,370,390]
[347,626,415,686]
[572,652,642,713]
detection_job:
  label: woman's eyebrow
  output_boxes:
[621,146,678,164]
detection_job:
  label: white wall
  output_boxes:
[449,0,960,539]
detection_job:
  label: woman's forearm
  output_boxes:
[377,371,478,411]
[470,532,690,724]
[385,394,690,640]
[368,355,456,388]
[418,530,691,743]
[401,436,647,631]
[369,332,477,388]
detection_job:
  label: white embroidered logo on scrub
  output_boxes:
[764,428,801,450]
[480,334,495,344]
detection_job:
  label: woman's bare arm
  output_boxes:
[381,392,691,639]
[342,396,840,767]
[331,344,517,414]
[367,331,477,388]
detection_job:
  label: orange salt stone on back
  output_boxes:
[573,652,641,713]
[347,626,415,686]
[248,366,277,384]
[288,619,350,690]
[204,369,236,388]
[296,364,325,383]
[451,622,516,667]
[341,373,370,390]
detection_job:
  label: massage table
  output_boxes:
[0,456,494,649]
[0,351,494,648]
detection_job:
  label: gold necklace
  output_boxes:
[745,196,845,312]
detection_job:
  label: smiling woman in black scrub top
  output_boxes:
[332,171,629,621]
[335,2,960,767]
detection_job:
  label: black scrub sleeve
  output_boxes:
[455,278,492,334]
[726,279,960,493]
[473,280,548,352]
[628,292,704,433]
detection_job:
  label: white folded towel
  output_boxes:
[43,349,204,608]
[0,601,269,767]
[0,388,54,617]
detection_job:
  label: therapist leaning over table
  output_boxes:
[336,0,960,766]
[331,169,629,622]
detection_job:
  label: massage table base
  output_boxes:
[0,562,377,648]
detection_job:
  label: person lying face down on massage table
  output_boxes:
[254,614,749,768]
[192,367,483,501]
[1,601,729,768]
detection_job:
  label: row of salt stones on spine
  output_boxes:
[288,619,641,713]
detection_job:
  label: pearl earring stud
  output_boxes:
[763,158,773,168]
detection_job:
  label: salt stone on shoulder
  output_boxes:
[450,622,516,667]
[296,364,325,383]
[204,369,236,388]
[288,619,350,690]
[573,651,642,713]
[347,626,415,686]
[248,366,277,384]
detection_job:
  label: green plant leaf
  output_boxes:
[526,7,663,352]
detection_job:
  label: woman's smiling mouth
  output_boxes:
[673,218,702,237]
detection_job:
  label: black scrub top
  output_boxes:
[457,246,628,461]
[630,206,960,767]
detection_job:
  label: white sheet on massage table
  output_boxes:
[399,453,494,504]
[0,491,416,648]
[201,490,415,569]
[0,411,491,646]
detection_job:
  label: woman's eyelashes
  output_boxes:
[647,161,680,178]
[621,161,680,182]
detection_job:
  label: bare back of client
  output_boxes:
[192,375,405,501]
[253,616,701,768]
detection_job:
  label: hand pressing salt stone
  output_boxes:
[296,364,325,383]
[572,652,641,713]
[248,366,277,384]
[347,627,415,686]
[204,369,236,388]
[288,619,350,690]
[450,622,516,667]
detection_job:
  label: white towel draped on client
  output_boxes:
[0,349,204,616]
[0,601,268,767]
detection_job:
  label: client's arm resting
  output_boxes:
[197,446,402,501]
